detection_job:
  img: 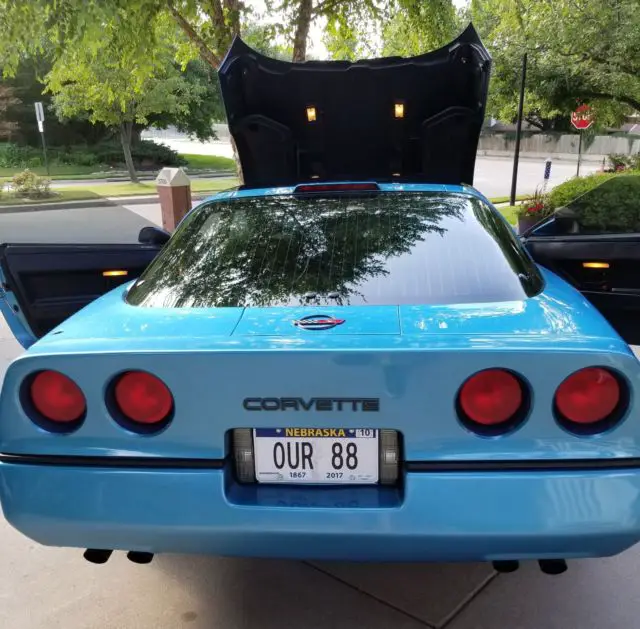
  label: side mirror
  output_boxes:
[138,226,170,245]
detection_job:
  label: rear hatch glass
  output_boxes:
[126,192,542,309]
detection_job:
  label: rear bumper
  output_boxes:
[2,460,640,561]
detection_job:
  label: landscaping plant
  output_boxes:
[9,169,52,198]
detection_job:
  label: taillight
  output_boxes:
[112,371,173,430]
[28,370,86,430]
[555,367,624,434]
[457,369,527,436]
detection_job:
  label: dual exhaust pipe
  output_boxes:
[83,549,154,565]
[492,559,567,575]
[83,549,566,575]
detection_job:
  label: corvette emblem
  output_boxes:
[293,314,345,330]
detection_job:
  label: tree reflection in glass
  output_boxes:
[127,192,539,309]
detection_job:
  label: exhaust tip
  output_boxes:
[83,549,113,564]
[492,560,519,573]
[127,551,154,564]
[538,559,567,575]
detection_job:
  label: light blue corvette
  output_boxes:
[1,26,640,574]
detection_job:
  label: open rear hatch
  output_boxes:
[218,24,491,188]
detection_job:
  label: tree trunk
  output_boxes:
[224,0,242,38]
[292,0,313,62]
[230,135,243,185]
[120,122,138,183]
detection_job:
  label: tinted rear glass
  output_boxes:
[127,192,542,308]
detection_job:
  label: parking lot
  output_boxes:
[1,199,639,629]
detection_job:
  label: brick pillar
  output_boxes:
[155,167,192,232]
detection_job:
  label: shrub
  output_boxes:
[10,169,52,198]
[546,172,617,211]
[0,143,42,168]
[608,153,630,171]
[131,140,187,168]
[516,187,550,220]
[0,139,185,170]
[93,140,186,169]
[550,174,640,233]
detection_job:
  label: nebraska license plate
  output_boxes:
[253,428,379,484]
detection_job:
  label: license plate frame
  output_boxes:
[253,428,379,485]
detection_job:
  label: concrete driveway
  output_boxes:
[1,201,640,628]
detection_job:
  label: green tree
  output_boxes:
[148,59,224,143]
[382,0,458,57]
[0,0,375,73]
[0,84,20,140]
[267,0,389,62]
[0,57,112,146]
[471,0,640,129]
[45,19,204,182]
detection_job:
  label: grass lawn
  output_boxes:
[51,177,238,198]
[0,164,108,180]
[498,204,518,225]
[0,177,239,206]
[490,194,530,205]
[0,190,105,206]
[182,154,235,171]
[0,153,235,182]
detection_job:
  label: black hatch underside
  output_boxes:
[218,24,491,189]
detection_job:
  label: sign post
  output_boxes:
[510,53,527,206]
[542,157,552,191]
[34,102,49,176]
[571,104,593,177]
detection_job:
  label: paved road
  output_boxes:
[0,203,157,244]
[149,137,600,198]
[474,156,599,199]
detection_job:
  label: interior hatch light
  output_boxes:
[103,270,129,277]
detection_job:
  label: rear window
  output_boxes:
[126,192,543,308]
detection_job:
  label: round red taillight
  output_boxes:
[113,371,173,426]
[29,370,86,424]
[458,369,525,434]
[555,367,622,429]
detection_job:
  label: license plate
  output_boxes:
[253,428,379,484]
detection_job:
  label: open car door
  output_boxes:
[0,228,168,349]
[523,175,640,346]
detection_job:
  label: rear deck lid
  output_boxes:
[218,24,491,188]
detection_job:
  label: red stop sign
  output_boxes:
[571,104,593,130]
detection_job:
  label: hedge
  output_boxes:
[546,172,618,211]
[549,173,640,232]
[0,140,186,170]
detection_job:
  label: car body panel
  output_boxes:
[2,462,640,561]
[1,266,638,464]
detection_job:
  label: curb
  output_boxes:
[0,193,214,214]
